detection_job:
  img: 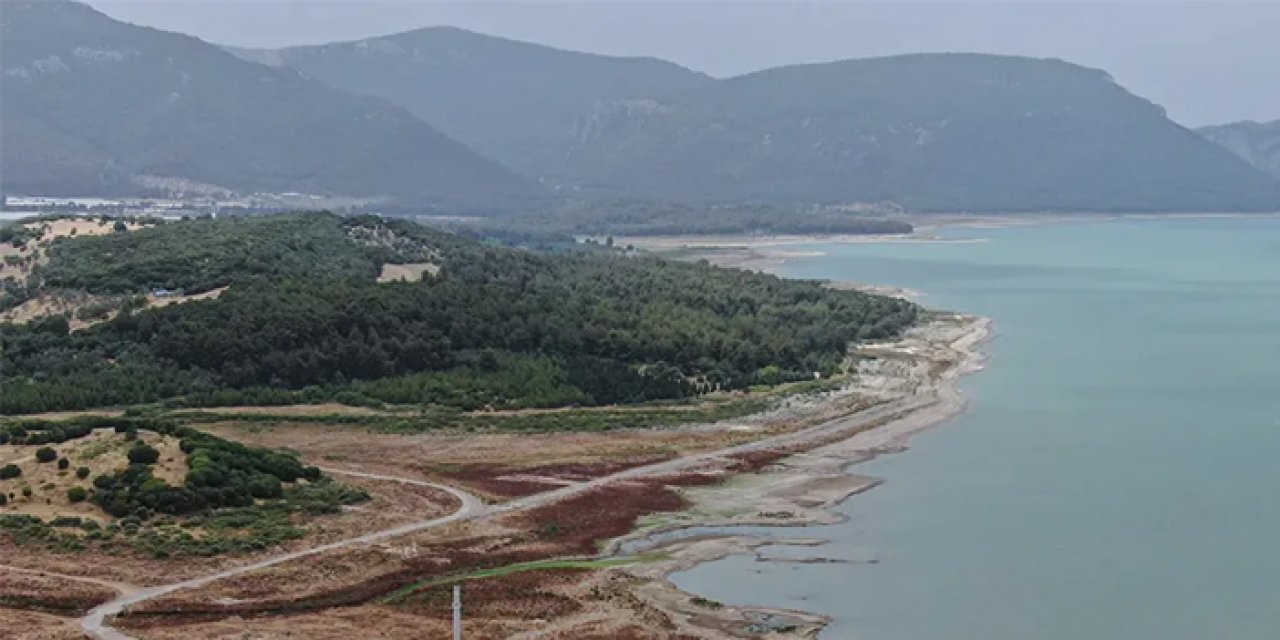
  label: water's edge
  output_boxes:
[612,312,994,638]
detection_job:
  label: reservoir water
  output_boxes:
[670,217,1280,640]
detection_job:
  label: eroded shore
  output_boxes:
[609,312,993,638]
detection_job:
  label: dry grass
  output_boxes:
[178,403,393,418]
[0,217,177,328]
[0,293,108,328]
[0,607,88,639]
[206,422,765,479]
[0,470,460,589]
[117,592,699,640]
[142,286,226,311]
[0,284,227,329]
[0,568,120,615]
[0,218,149,286]
[0,431,187,522]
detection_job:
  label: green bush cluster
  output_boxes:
[0,515,85,551]
[91,422,322,518]
[0,415,166,446]
[127,443,160,464]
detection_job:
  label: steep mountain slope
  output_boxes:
[559,54,1280,212]
[230,27,710,177]
[1198,120,1280,180]
[0,1,547,212]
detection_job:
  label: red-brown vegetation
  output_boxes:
[517,480,689,555]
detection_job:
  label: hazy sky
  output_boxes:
[88,1,1280,127]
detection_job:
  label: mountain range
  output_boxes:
[4,1,1279,214]
[242,31,1280,213]
[230,27,710,178]
[0,0,547,212]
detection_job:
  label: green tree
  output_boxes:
[67,486,88,503]
[0,464,20,479]
[127,443,160,465]
[35,447,57,463]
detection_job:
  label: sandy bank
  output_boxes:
[611,312,993,637]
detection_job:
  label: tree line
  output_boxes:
[0,213,917,414]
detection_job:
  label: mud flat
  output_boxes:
[608,312,993,637]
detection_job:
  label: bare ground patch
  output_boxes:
[0,567,120,615]
[377,262,439,283]
[0,607,88,639]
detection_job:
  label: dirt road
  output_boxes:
[80,473,487,640]
[80,317,987,639]
[80,395,929,639]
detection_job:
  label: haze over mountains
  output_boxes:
[232,27,710,177]
[244,29,1280,213]
[0,0,546,212]
[4,1,1279,214]
[1198,120,1280,181]
[550,54,1280,212]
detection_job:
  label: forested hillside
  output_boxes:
[0,214,917,414]
[1,1,545,211]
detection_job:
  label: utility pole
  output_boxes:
[452,584,462,640]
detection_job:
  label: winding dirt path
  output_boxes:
[80,398,919,639]
[79,317,988,639]
[0,564,141,597]
[80,474,486,640]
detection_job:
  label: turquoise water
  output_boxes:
[671,218,1280,640]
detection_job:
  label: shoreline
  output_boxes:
[613,312,994,638]
[624,211,1280,274]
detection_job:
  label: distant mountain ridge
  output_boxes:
[244,30,1280,213]
[0,1,547,212]
[553,54,1280,212]
[7,6,1278,214]
[229,27,711,178]
[1198,120,1280,181]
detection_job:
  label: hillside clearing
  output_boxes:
[376,262,439,283]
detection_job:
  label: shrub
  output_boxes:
[57,457,70,470]
[127,443,160,465]
[67,487,88,503]
[76,467,91,479]
[35,447,57,463]
[0,464,20,479]
[0,494,6,506]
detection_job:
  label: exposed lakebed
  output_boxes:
[671,217,1280,640]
